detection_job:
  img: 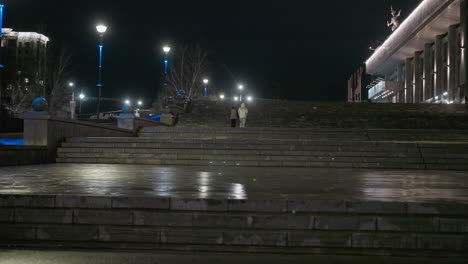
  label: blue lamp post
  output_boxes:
[0,4,4,105]
[0,3,4,68]
[95,24,107,120]
[163,46,170,83]
[203,78,209,97]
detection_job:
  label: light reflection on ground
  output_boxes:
[0,164,467,203]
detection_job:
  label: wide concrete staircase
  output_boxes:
[56,127,468,170]
[179,99,468,129]
[1,194,467,257]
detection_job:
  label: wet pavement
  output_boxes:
[0,164,468,203]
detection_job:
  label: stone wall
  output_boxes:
[20,117,137,163]
[0,146,48,166]
[0,194,467,256]
[179,100,468,129]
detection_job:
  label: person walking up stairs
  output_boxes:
[238,103,249,128]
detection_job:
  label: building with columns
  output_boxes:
[364,0,468,104]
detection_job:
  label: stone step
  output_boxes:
[55,157,437,169]
[56,152,426,164]
[57,147,423,158]
[1,195,468,254]
[66,137,375,145]
[59,142,422,152]
[138,133,370,141]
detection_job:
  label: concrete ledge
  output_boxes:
[0,146,49,166]
[2,195,468,216]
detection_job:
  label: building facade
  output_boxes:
[348,65,370,102]
[0,28,49,105]
[364,0,468,104]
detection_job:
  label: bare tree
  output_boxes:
[47,46,73,117]
[162,44,209,102]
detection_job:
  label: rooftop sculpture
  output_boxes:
[387,6,401,32]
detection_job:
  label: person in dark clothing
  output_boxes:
[230,106,238,128]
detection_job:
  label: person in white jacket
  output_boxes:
[238,103,249,128]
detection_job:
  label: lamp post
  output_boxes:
[203,78,209,97]
[0,4,5,106]
[163,46,170,80]
[69,82,76,119]
[79,91,85,116]
[96,24,107,120]
[238,84,244,102]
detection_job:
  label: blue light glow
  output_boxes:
[98,45,103,68]
[147,114,161,121]
[164,59,168,75]
[204,87,207,97]
[0,138,24,146]
[0,5,4,39]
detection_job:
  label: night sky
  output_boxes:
[4,0,421,104]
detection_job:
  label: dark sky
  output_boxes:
[3,0,421,103]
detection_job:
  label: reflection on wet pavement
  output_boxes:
[0,163,468,203]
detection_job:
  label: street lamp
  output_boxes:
[247,96,253,102]
[238,84,244,101]
[69,82,76,119]
[124,99,131,106]
[203,78,209,97]
[163,46,171,77]
[0,4,5,106]
[79,91,85,116]
[234,96,239,101]
[138,100,143,106]
[220,94,225,100]
[96,24,107,120]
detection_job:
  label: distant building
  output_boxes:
[348,65,370,102]
[0,28,49,103]
[363,0,468,104]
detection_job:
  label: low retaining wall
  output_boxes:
[21,115,137,163]
[0,146,48,166]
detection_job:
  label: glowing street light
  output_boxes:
[124,99,131,105]
[247,96,253,102]
[79,91,85,115]
[96,24,107,120]
[220,94,225,100]
[163,46,171,54]
[68,82,75,87]
[162,45,171,79]
[234,96,239,101]
[238,84,244,101]
[138,100,143,106]
[96,25,108,34]
[203,78,209,97]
